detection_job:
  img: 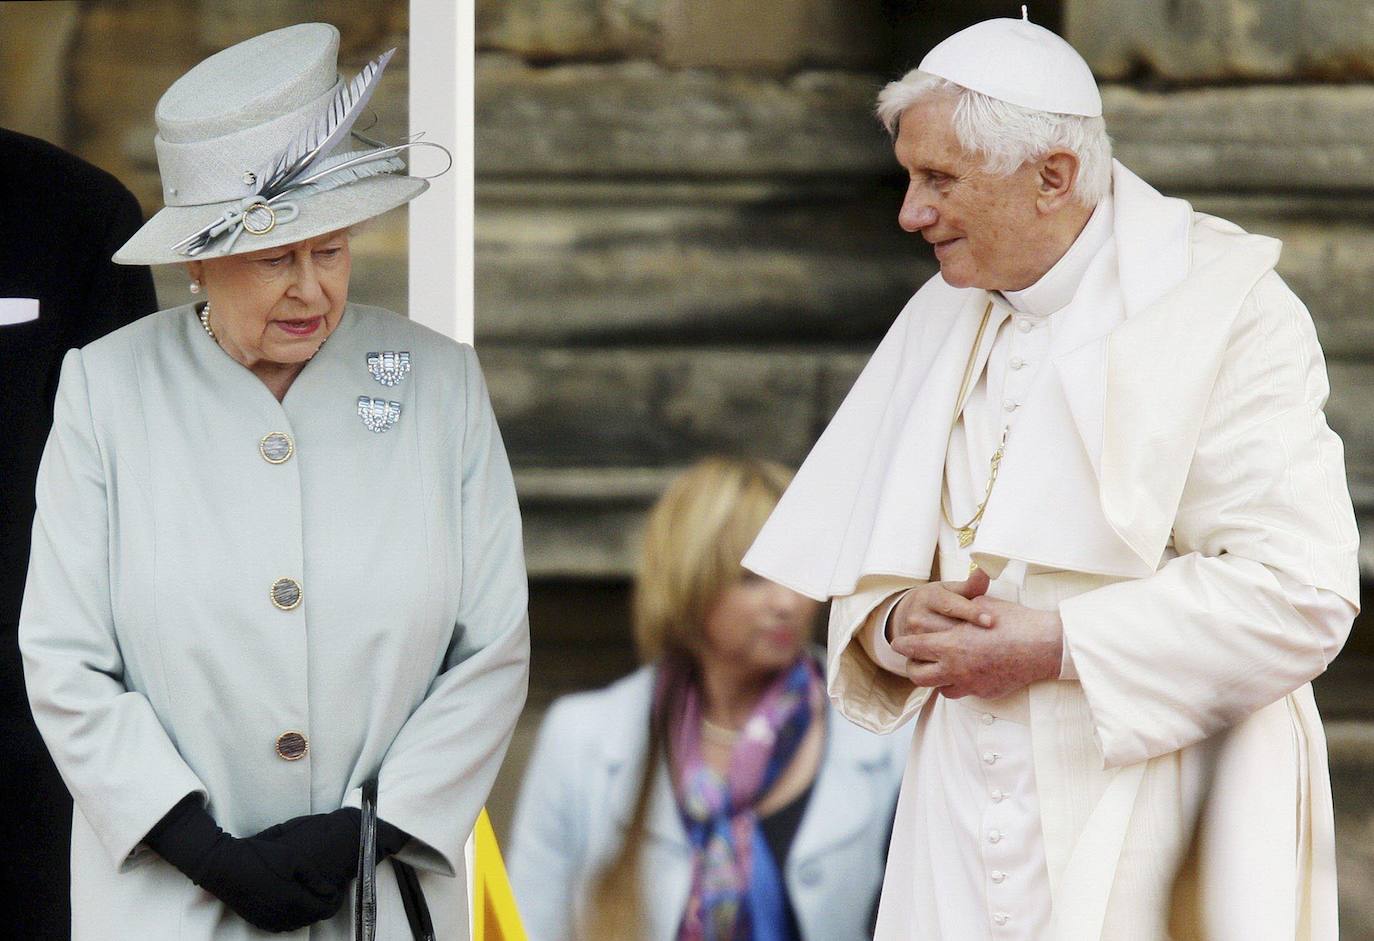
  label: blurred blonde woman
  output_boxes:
[509,456,906,940]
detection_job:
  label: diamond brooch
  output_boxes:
[367,351,411,387]
[358,396,401,433]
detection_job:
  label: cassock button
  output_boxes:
[275,731,308,761]
[994,912,1010,926]
[1009,356,1026,370]
[988,829,1003,844]
[991,870,1007,884]
[1016,319,1033,333]
[981,712,995,726]
[270,578,302,611]
[982,751,999,765]
[259,431,294,464]
[1002,399,1018,412]
[990,788,1006,802]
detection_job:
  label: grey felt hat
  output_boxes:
[113,23,428,266]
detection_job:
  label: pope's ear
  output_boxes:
[1035,150,1080,213]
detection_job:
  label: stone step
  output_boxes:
[475,180,1374,357]
[485,344,1374,471]
[1066,0,1374,81]
[496,348,1374,584]
[479,57,1374,193]
[476,0,1027,72]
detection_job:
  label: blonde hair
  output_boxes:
[632,456,793,665]
[585,455,793,938]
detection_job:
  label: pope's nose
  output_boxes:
[900,203,939,233]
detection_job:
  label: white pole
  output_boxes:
[409,2,476,931]
[409,0,474,344]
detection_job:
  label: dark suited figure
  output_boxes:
[0,128,157,939]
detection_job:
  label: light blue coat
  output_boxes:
[19,303,530,939]
[508,665,908,941]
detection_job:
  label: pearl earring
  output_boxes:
[189,279,202,295]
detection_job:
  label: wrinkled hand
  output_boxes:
[197,834,344,933]
[891,594,1063,700]
[888,568,994,640]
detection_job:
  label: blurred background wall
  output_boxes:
[3,0,1373,933]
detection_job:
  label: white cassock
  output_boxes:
[743,161,1360,941]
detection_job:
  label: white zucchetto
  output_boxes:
[919,13,1102,117]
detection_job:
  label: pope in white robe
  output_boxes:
[742,16,1360,941]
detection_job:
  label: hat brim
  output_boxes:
[113,174,428,266]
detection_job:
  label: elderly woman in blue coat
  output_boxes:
[18,24,528,940]
[509,457,906,940]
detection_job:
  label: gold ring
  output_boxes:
[242,202,277,235]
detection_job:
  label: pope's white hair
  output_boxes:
[876,70,1112,208]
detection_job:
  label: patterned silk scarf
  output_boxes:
[657,655,825,941]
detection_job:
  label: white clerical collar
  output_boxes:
[1000,193,1114,317]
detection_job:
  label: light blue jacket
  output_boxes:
[508,664,908,941]
[20,303,530,939]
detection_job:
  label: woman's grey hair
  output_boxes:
[876,69,1112,208]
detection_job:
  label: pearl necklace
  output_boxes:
[198,302,216,341]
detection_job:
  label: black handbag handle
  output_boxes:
[357,778,436,941]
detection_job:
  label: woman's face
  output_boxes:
[700,573,820,679]
[188,229,351,369]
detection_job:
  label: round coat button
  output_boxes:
[988,829,1003,844]
[275,731,308,761]
[270,577,302,610]
[259,432,294,464]
[991,869,1007,884]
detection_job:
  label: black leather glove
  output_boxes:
[145,795,344,933]
[253,807,411,890]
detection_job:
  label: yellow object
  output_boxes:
[471,809,527,941]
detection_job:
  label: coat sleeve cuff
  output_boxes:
[116,774,207,874]
[857,590,915,677]
[827,577,932,734]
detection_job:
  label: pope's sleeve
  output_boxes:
[19,349,207,870]
[507,697,589,941]
[345,344,531,876]
[828,575,930,733]
[1059,271,1360,768]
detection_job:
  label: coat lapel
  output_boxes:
[598,673,691,849]
[787,712,898,868]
